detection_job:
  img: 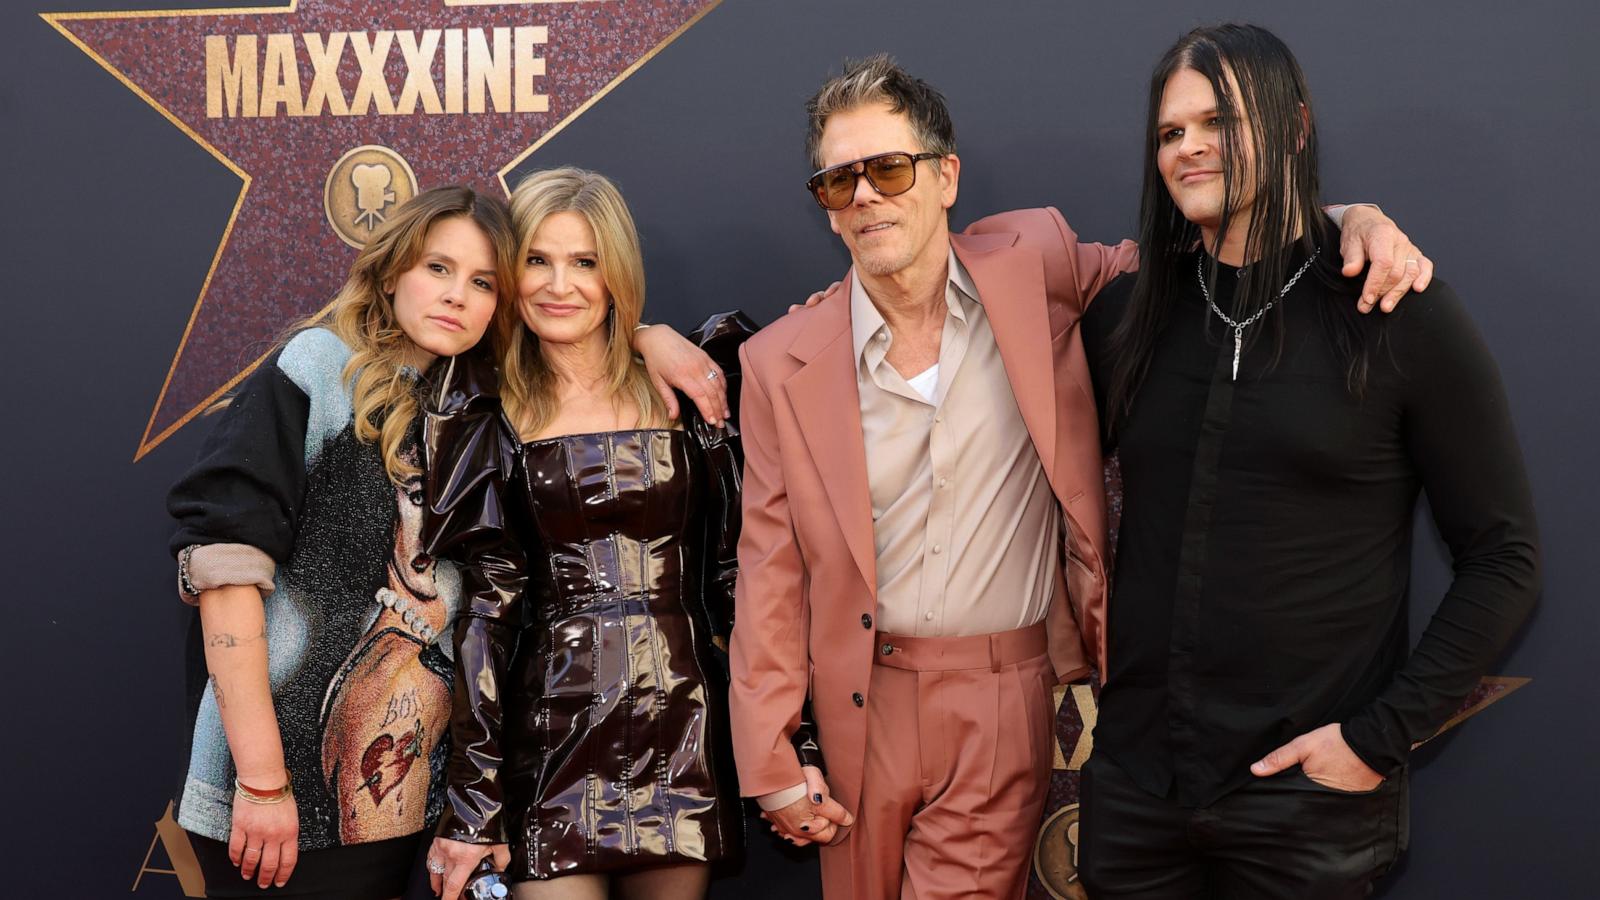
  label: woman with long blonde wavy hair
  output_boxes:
[167,186,520,900]
[422,168,794,900]
[495,168,670,441]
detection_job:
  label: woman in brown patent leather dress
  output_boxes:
[419,168,821,900]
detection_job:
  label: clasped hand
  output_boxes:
[762,765,855,847]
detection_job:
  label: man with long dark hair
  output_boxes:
[728,53,1436,899]
[1077,24,1539,898]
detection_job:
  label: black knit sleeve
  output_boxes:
[1341,282,1541,774]
[167,352,309,588]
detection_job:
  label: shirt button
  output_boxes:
[934,415,943,424]
[938,476,948,488]
[852,692,864,707]
[932,544,942,555]
[878,332,888,342]
[924,611,934,621]
[861,613,873,629]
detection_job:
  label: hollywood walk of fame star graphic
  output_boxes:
[43,0,719,458]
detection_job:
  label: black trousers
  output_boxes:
[190,831,424,900]
[1078,752,1408,900]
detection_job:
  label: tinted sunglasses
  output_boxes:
[805,151,943,211]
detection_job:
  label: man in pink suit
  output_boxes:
[727,55,1422,900]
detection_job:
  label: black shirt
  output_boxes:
[1080,247,1539,808]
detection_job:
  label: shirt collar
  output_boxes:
[850,249,981,365]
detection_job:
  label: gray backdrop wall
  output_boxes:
[3,1,1594,897]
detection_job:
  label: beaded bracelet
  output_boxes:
[177,545,200,600]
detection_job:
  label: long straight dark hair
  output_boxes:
[1104,24,1369,435]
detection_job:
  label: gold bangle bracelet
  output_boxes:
[235,776,293,805]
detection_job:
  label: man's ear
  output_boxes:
[940,153,961,211]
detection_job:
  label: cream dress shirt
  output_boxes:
[850,250,1061,637]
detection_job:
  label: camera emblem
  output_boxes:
[324,145,419,248]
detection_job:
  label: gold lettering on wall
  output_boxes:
[1064,684,1098,771]
[348,30,398,116]
[203,34,257,118]
[203,27,551,119]
[443,29,466,114]
[258,33,303,117]
[515,26,550,112]
[396,30,444,115]
[131,802,205,897]
[302,32,350,116]
[1051,683,1099,771]
[466,26,510,114]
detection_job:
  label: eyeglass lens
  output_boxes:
[816,154,919,210]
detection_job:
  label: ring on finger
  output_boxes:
[244,846,262,857]
[706,370,720,381]
[427,858,447,875]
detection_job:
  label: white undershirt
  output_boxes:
[905,364,939,403]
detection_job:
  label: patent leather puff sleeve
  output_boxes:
[421,347,528,845]
[685,311,825,773]
[685,311,758,650]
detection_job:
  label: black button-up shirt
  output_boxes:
[1081,248,1539,808]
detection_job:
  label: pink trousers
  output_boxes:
[819,623,1056,900]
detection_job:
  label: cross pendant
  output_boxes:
[1231,328,1243,381]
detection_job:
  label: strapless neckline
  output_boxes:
[521,426,685,448]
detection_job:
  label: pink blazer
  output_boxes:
[728,207,1138,812]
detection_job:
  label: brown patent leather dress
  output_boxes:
[507,427,738,876]
[422,314,822,882]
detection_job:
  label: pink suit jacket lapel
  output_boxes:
[952,231,1060,483]
[784,274,878,599]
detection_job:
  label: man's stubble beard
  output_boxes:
[855,245,918,277]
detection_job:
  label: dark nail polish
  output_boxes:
[813,793,823,803]
[800,825,810,832]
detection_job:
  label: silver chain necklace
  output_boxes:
[1196,250,1318,381]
